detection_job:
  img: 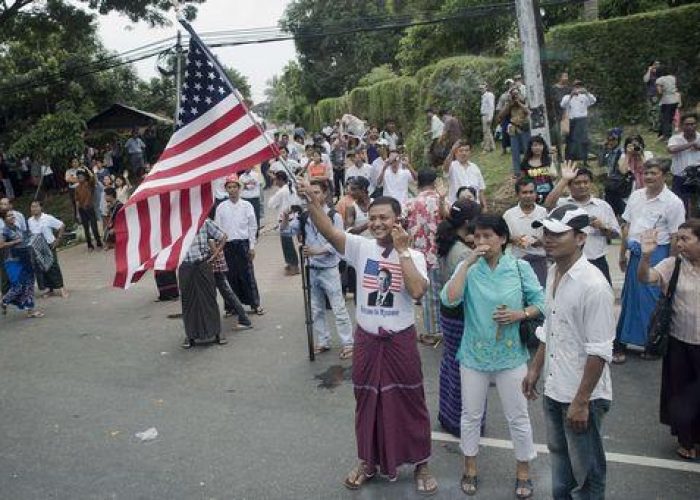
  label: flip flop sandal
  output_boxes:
[676,447,699,461]
[515,478,534,499]
[215,336,228,345]
[232,324,253,332]
[414,467,438,496]
[314,345,331,355]
[612,353,626,364]
[342,464,376,490]
[339,346,353,360]
[27,311,45,318]
[251,307,265,316]
[460,475,478,496]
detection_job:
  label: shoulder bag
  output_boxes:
[645,257,682,357]
[515,260,543,349]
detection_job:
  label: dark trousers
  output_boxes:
[659,103,678,140]
[588,255,612,286]
[661,336,700,449]
[280,234,299,267]
[245,197,261,230]
[213,272,250,324]
[545,397,610,500]
[333,169,344,199]
[78,206,101,249]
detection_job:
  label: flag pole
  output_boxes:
[176,17,298,187]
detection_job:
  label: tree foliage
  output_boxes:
[358,64,398,87]
[281,0,404,102]
[9,109,86,166]
[0,0,204,31]
[264,61,310,125]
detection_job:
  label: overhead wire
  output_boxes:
[0,0,584,96]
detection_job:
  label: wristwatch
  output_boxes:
[399,249,412,259]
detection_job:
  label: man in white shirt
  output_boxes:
[296,180,437,495]
[124,128,146,177]
[369,141,388,196]
[426,108,445,167]
[523,204,614,500]
[545,164,621,284]
[214,174,264,315]
[443,142,488,209]
[667,112,700,213]
[28,200,68,298]
[377,149,416,207]
[270,147,301,177]
[238,168,263,232]
[379,119,400,151]
[344,149,372,184]
[479,84,496,152]
[267,170,301,275]
[503,177,548,286]
[560,80,596,165]
[614,159,685,363]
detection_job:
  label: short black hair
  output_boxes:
[681,111,698,123]
[349,176,370,192]
[456,186,478,200]
[515,176,537,193]
[370,196,401,217]
[573,167,594,182]
[310,179,330,193]
[30,199,43,207]
[644,158,670,174]
[417,169,437,188]
[473,214,510,251]
[104,187,117,197]
[274,170,288,183]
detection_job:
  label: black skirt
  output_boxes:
[660,336,700,448]
[178,261,221,341]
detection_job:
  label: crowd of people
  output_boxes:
[1,70,699,498]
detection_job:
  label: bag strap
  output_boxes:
[514,259,527,308]
[666,256,682,299]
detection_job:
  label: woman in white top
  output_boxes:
[618,135,654,189]
[114,175,132,204]
[27,200,68,298]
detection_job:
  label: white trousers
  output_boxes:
[460,364,536,462]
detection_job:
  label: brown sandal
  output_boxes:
[339,346,353,360]
[414,465,438,496]
[343,462,376,490]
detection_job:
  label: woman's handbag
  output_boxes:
[604,171,634,198]
[645,257,682,357]
[515,260,542,349]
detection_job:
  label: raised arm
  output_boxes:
[544,161,577,209]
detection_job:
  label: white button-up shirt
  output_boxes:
[557,196,620,260]
[28,213,64,245]
[214,198,257,248]
[430,115,444,140]
[623,186,685,245]
[503,203,547,258]
[447,161,486,204]
[668,132,700,176]
[537,255,615,403]
[480,91,495,118]
[560,92,596,119]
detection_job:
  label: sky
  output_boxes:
[96,0,296,103]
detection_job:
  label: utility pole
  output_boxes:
[515,0,551,145]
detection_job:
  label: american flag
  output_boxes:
[113,34,277,288]
[361,259,403,292]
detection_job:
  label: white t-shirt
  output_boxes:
[447,161,486,203]
[623,187,685,245]
[28,213,63,245]
[430,115,444,140]
[345,163,372,183]
[668,133,700,176]
[369,157,385,194]
[655,75,680,105]
[343,234,427,334]
[239,171,261,199]
[382,168,413,206]
[270,158,301,176]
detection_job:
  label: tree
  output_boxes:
[358,64,398,87]
[0,0,205,32]
[264,61,310,125]
[224,67,252,102]
[281,0,404,101]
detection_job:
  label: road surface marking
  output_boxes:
[431,431,700,473]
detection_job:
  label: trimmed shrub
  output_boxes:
[547,4,700,124]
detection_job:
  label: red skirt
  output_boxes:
[353,325,431,478]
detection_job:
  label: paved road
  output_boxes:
[1,215,698,499]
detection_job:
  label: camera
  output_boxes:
[633,145,642,152]
[683,165,700,190]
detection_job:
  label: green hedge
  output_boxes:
[308,55,511,166]
[547,4,700,124]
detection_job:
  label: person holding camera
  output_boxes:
[497,87,531,176]
[560,80,596,167]
[667,112,700,214]
[619,134,654,189]
[377,147,416,206]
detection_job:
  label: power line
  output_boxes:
[0,0,583,96]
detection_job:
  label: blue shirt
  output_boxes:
[441,253,545,372]
[288,207,344,268]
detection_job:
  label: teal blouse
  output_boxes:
[440,253,545,372]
